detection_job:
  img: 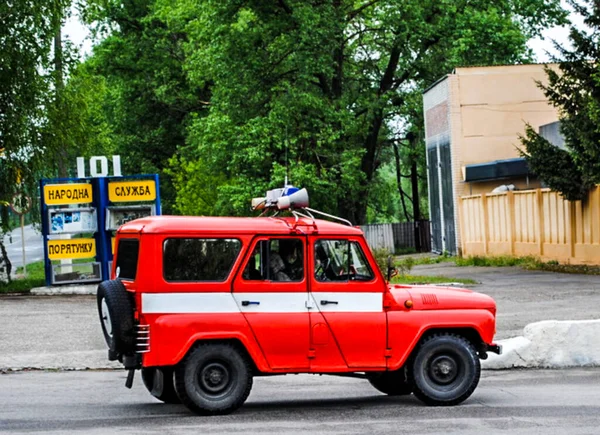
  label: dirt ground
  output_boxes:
[412,262,600,339]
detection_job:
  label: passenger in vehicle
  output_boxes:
[280,240,303,281]
[269,250,291,281]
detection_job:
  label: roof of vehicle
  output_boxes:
[117,215,364,236]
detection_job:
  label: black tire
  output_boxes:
[367,370,413,396]
[175,343,253,415]
[96,280,135,354]
[410,333,480,406]
[141,367,181,404]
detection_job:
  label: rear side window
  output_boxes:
[163,238,241,282]
[115,239,139,281]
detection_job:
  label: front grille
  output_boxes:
[135,324,150,353]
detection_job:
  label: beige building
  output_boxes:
[423,64,560,254]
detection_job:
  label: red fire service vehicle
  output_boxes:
[97,186,501,415]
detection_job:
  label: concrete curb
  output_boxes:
[483,319,600,369]
[0,350,122,372]
[30,284,97,295]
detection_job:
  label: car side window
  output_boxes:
[314,239,374,282]
[163,238,241,282]
[243,238,304,282]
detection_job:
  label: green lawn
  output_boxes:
[391,274,477,286]
[0,259,97,294]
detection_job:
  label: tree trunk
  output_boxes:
[54,26,67,178]
[0,240,12,284]
[411,158,422,251]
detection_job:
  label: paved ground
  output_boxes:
[2,224,44,271]
[1,264,600,369]
[413,262,600,339]
[0,295,119,370]
[1,369,599,434]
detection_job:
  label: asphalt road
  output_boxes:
[2,224,44,270]
[1,369,599,434]
[2,263,600,369]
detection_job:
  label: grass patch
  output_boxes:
[391,274,477,286]
[1,260,46,293]
[522,262,600,275]
[16,260,45,278]
[1,260,45,293]
[0,277,44,294]
[455,255,600,275]
[455,255,539,267]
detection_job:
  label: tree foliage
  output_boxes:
[79,0,565,222]
[80,0,209,212]
[155,0,564,222]
[521,0,600,201]
[520,125,591,201]
[0,1,72,233]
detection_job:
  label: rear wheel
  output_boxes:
[175,343,253,415]
[141,367,180,404]
[411,334,480,406]
[367,370,413,396]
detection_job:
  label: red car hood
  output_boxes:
[387,284,496,311]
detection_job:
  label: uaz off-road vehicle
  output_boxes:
[97,187,501,415]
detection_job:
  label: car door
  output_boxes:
[233,236,310,370]
[309,237,387,368]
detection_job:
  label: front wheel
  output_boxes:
[175,343,253,415]
[411,334,480,406]
[141,367,181,404]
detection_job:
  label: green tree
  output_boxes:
[80,0,209,212]
[157,0,565,223]
[521,0,600,201]
[0,0,72,282]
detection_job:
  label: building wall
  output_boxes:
[423,77,456,253]
[424,64,560,255]
[452,64,559,198]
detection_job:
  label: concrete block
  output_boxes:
[484,319,600,369]
[30,284,97,295]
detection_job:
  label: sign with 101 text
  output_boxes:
[47,239,97,260]
[44,183,93,205]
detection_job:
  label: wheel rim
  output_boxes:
[198,362,231,395]
[101,298,113,338]
[428,354,460,386]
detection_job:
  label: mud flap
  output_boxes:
[125,369,135,389]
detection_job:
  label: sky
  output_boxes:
[63,1,584,64]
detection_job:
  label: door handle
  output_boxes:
[320,300,338,305]
[241,300,260,306]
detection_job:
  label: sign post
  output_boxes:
[40,159,161,286]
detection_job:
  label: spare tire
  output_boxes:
[97,280,135,354]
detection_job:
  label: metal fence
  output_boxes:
[361,221,431,253]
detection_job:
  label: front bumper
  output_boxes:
[487,343,502,355]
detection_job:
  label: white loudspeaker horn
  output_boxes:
[277,188,309,210]
[251,197,267,210]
